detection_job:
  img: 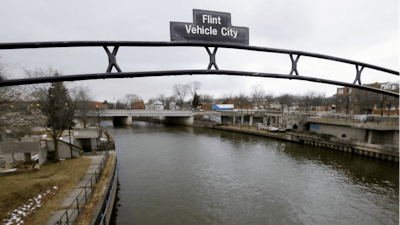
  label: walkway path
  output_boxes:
[44,155,104,225]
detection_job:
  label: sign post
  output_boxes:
[170,9,249,45]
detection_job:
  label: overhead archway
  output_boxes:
[0,41,398,97]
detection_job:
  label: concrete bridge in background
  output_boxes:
[97,109,194,125]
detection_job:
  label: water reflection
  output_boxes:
[108,121,398,225]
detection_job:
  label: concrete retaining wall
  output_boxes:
[310,123,366,141]
[212,126,399,162]
[89,156,118,225]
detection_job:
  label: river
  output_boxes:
[105,121,398,225]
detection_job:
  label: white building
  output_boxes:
[381,82,399,91]
[169,101,179,110]
[146,100,164,110]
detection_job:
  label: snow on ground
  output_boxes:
[2,186,58,225]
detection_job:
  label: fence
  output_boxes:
[54,149,110,225]
[97,159,118,225]
[317,114,399,125]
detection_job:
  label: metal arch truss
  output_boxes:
[103,46,122,73]
[289,54,300,75]
[353,65,364,85]
[0,41,398,97]
[205,47,219,70]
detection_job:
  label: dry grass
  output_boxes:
[0,157,93,224]
[75,154,116,225]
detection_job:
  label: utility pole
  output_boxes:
[69,128,72,158]
[96,104,101,127]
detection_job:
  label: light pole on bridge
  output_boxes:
[96,105,100,127]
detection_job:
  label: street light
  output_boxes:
[96,105,100,127]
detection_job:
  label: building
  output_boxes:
[223,100,253,110]
[336,82,399,115]
[199,104,213,110]
[145,100,164,110]
[92,101,108,109]
[212,104,234,110]
[169,101,179,110]
[131,101,145,109]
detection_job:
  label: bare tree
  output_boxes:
[173,83,189,107]
[0,55,8,81]
[115,100,126,109]
[164,95,177,110]
[311,93,326,111]
[219,93,235,104]
[157,94,166,107]
[303,91,326,112]
[200,94,214,104]
[124,94,142,104]
[24,67,56,103]
[263,92,274,109]
[188,81,202,97]
[0,57,24,130]
[276,93,294,112]
[386,95,399,117]
[147,97,156,105]
[235,92,249,113]
[70,85,95,128]
[25,69,75,162]
[354,89,379,114]
[295,95,306,111]
[251,84,265,111]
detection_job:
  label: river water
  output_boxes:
[106,121,398,225]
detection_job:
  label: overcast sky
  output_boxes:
[0,0,398,102]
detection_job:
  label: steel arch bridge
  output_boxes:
[0,41,398,97]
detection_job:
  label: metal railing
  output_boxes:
[98,159,118,225]
[313,114,399,125]
[54,149,109,225]
[304,131,399,147]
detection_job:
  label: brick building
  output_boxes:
[336,82,399,115]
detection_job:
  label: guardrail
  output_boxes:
[97,159,118,225]
[311,115,399,125]
[54,149,110,225]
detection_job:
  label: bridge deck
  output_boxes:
[99,109,193,117]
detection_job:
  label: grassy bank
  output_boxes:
[0,157,93,224]
[75,154,116,225]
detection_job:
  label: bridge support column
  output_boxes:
[263,117,266,125]
[367,130,373,144]
[250,116,253,126]
[163,116,193,125]
[241,115,244,125]
[121,116,132,125]
[233,115,236,125]
[113,116,132,125]
[91,138,98,152]
[5,153,15,169]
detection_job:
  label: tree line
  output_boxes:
[1,66,98,162]
[113,81,335,112]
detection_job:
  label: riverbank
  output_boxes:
[0,157,93,225]
[212,125,399,162]
[43,151,117,225]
